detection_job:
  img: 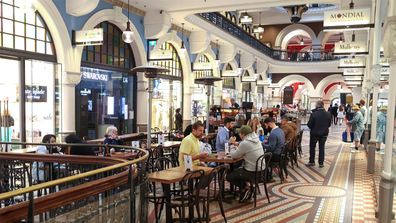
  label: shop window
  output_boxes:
[0,0,55,55]
[222,63,235,89]
[150,42,182,79]
[82,22,135,69]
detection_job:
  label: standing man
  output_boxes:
[332,103,339,125]
[359,99,367,144]
[175,108,183,132]
[215,117,235,152]
[306,101,331,168]
[230,98,240,109]
[178,121,209,165]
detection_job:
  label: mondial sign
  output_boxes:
[334,41,368,55]
[339,57,365,68]
[324,8,371,29]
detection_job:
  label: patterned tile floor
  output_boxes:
[149,125,379,222]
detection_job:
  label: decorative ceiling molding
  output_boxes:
[104,0,145,16]
[66,0,99,16]
[144,10,171,39]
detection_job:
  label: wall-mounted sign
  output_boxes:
[343,68,365,76]
[221,70,239,77]
[241,76,257,82]
[192,62,213,71]
[334,41,368,55]
[381,67,390,75]
[324,8,372,30]
[283,86,293,104]
[80,88,91,96]
[81,71,109,81]
[380,57,390,67]
[25,85,47,102]
[339,57,365,68]
[72,28,103,46]
[256,80,271,86]
[344,76,363,81]
[380,77,389,81]
[149,49,173,60]
[345,80,362,85]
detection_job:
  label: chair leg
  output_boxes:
[263,182,270,203]
[217,195,227,223]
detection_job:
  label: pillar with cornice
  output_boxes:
[136,76,148,132]
[377,9,396,222]
[61,71,81,138]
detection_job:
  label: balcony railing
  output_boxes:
[198,12,339,62]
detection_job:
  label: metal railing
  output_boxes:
[0,142,149,223]
[198,12,340,62]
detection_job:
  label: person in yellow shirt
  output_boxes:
[178,121,208,165]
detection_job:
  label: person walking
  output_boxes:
[337,105,345,126]
[306,101,331,168]
[347,105,364,151]
[376,106,387,150]
[332,103,339,125]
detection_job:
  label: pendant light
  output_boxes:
[300,36,304,45]
[180,23,186,54]
[253,12,265,34]
[214,39,221,67]
[122,0,134,43]
[237,51,243,75]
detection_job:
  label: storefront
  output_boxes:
[0,1,61,144]
[257,77,265,109]
[76,21,137,140]
[221,64,238,108]
[149,42,183,132]
[242,71,252,102]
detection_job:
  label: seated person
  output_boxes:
[215,117,236,153]
[263,117,285,162]
[104,126,123,152]
[226,125,265,202]
[280,116,296,143]
[65,134,96,156]
[32,134,61,182]
[178,121,209,165]
[203,116,216,133]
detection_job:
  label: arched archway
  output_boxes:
[276,74,315,97]
[274,24,318,50]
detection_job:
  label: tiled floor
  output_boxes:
[149,125,379,222]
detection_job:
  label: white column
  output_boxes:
[352,87,362,104]
[61,71,81,138]
[136,76,148,132]
[182,87,193,129]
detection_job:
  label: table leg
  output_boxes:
[162,184,172,223]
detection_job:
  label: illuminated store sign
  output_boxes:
[339,57,365,68]
[324,8,372,30]
[25,86,47,102]
[192,62,213,71]
[334,42,368,55]
[149,49,173,60]
[241,76,257,82]
[221,70,239,77]
[81,71,108,81]
[80,88,91,96]
[343,68,364,76]
[72,28,103,46]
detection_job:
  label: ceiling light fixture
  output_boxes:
[339,33,343,43]
[237,51,243,75]
[253,12,265,34]
[239,11,253,24]
[352,31,356,42]
[349,0,354,9]
[284,5,308,23]
[122,0,134,43]
[180,23,186,54]
[300,37,304,45]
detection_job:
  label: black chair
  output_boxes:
[252,152,272,207]
[170,170,205,223]
[197,164,229,223]
[269,145,288,183]
[145,161,165,223]
[296,130,304,157]
[287,136,298,168]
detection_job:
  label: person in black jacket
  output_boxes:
[306,100,331,168]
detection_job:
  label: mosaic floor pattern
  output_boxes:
[149,125,378,222]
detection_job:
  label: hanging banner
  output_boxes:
[344,76,363,81]
[221,70,239,77]
[72,28,103,46]
[283,86,293,105]
[339,57,365,68]
[334,41,368,55]
[381,67,390,75]
[149,49,173,60]
[380,57,390,67]
[241,76,257,82]
[323,8,372,30]
[345,80,362,85]
[343,68,365,76]
[256,80,271,86]
[192,62,213,71]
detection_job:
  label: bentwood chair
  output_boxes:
[269,145,288,183]
[252,152,272,207]
[296,130,304,157]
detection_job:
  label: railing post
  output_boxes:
[27,169,34,223]
[129,164,136,223]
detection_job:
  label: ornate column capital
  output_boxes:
[63,71,81,85]
[383,16,396,60]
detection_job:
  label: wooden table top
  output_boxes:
[151,141,181,148]
[148,165,213,184]
[203,154,243,164]
[86,132,147,144]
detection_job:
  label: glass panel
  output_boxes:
[26,24,35,38]
[14,6,25,22]
[36,27,45,41]
[14,21,24,36]
[3,0,14,4]
[2,4,13,19]
[26,38,35,52]
[36,16,44,27]
[14,36,24,50]
[25,60,59,143]
[36,40,45,54]
[3,33,13,48]
[3,19,13,34]
[46,42,53,55]
[25,11,35,25]
[0,58,21,145]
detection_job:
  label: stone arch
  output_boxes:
[78,7,147,72]
[195,47,220,77]
[274,24,317,50]
[222,60,242,94]
[314,74,344,98]
[276,74,316,97]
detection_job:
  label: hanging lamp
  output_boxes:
[122,0,134,43]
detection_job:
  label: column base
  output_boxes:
[367,140,376,174]
[376,174,395,222]
[363,129,370,150]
